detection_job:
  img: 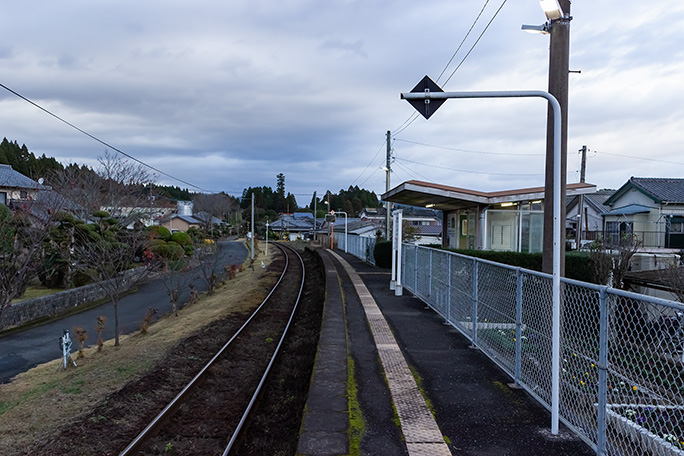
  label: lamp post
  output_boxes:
[541,0,571,275]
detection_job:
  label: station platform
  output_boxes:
[297,249,594,456]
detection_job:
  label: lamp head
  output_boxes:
[540,0,564,20]
[521,23,550,34]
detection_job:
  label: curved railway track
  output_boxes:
[120,242,306,456]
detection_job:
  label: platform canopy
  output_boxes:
[381,180,597,212]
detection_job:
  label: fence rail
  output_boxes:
[332,232,376,265]
[402,243,684,456]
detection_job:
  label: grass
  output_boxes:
[347,355,365,456]
[10,282,64,303]
[0,245,275,455]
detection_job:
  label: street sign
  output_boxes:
[405,75,445,119]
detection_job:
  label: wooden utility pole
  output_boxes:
[542,0,572,275]
[576,145,587,248]
[386,130,392,240]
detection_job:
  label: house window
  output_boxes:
[605,221,633,246]
[20,191,27,199]
[0,192,5,205]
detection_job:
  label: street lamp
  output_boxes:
[265,219,269,256]
[525,0,572,277]
[540,0,564,20]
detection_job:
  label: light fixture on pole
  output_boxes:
[521,23,549,34]
[540,0,564,20]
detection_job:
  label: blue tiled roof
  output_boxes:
[0,164,48,190]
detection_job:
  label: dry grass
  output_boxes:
[0,245,278,454]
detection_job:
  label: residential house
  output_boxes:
[0,164,49,207]
[383,180,596,253]
[602,177,684,252]
[161,214,202,233]
[565,189,614,248]
[270,213,319,241]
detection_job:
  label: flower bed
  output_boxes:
[607,404,684,456]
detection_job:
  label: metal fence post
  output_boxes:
[514,269,523,386]
[446,253,452,325]
[471,259,479,347]
[428,249,433,300]
[596,286,609,456]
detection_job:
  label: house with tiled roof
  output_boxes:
[0,164,49,206]
[602,177,684,250]
[566,189,615,247]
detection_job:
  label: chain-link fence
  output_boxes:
[403,243,684,456]
[332,232,376,265]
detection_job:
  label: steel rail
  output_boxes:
[119,242,295,456]
[222,243,306,455]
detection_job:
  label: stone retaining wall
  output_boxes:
[0,268,147,331]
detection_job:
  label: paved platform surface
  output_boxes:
[298,249,595,456]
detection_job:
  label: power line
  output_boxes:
[392,0,497,137]
[349,139,387,187]
[595,150,684,167]
[436,0,492,82]
[395,138,543,157]
[0,82,210,192]
[396,157,546,177]
[443,0,509,87]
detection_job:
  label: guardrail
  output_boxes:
[402,243,684,456]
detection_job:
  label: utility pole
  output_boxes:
[313,191,317,241]
[542,0,572,275]
[385,130,392,240]
[576,145,587,248]
[250,193,255,260]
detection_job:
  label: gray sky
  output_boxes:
[2,1,683,205]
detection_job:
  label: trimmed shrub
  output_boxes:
[170,231,192,246]
[146,225,171,241]
[373,241,392,269]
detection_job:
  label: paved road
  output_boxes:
[0,240,248,384]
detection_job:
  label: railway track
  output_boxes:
[119,242,306,456]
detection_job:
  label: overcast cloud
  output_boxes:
[1,1,683,204]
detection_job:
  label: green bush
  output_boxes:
[444,248,596,283]
[170,231,192,246]
[146,225,171,241]
[373,241,392,269]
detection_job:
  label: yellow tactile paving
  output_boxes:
[328,250,452,456]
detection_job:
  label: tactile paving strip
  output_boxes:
[328,251,452,456]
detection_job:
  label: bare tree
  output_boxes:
[0,196,61,320]
[72,216,152,346]
[589,233,642,288]
[97,150,156,227]
[194,239,225,295]
[192,192,237,233]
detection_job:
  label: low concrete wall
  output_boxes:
[0,268,147,331]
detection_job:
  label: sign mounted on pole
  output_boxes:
[406,75,446,119]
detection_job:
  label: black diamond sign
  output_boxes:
[407,75,445,119]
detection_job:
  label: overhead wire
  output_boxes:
[394,138,543,157]
[391,0,494,138]
[0,82,210,192]
[349,139,387,187]
[443,0,509,87]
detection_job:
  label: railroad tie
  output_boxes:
[328,250,452,456]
